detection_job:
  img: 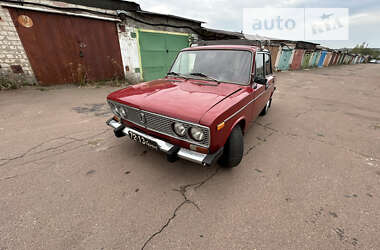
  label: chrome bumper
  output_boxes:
[106,118,223,166]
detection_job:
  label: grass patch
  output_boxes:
[74,78,129,88]
[1,75,130,91]
[0,76,35,91]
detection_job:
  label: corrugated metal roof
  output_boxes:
[136,10,204,24]
[1,2,120,21]
[244,33,279,41]
[2,0,204,24]
[296,41,319,46]
[49,0,141,11]
[200,28,244,39]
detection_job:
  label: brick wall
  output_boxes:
[0,6,35,84]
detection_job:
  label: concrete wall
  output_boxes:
[117,24,142,84]
[0,6,35,84]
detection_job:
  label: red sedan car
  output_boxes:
[106,45,276,168]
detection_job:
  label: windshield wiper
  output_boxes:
[189,72,219,83]
[167,71,188,79]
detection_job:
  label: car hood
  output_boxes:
[108,78,243,123]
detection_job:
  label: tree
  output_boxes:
[351,43,380,58]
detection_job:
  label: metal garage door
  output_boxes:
[301,52,312,69]
[267,46,279,71]
[277,49,293,71]
[138,30,189,81]
[318,51,327,67]
[310,51,320,67]
[9,8,124,85]
[290,49,304,70]
[324,52,332,67]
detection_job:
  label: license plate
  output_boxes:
[128,131,158,151]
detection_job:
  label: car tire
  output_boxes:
[260,98,272,116]
[218,126,244,168]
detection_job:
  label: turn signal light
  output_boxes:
[217,122,225,131]
[189,144,209,154]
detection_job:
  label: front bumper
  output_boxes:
[106,118,223,167]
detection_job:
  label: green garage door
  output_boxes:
[138,30,189,81]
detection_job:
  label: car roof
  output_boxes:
[182,45,259,52]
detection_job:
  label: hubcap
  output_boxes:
[266,100,270,111]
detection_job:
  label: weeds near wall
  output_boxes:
[67,60,127,88]
[78,77,128,88]
[0,76,29,90]
[0,77,18,90]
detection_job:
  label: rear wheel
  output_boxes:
[260,98,272,116]
[218,126,244,168]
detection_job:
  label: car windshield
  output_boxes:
[169,49,252,84]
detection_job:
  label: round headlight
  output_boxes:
[190,127,205,141]
[119,106,127,119]
[173,122,186,137]
[109,103,118,115]
[114,105,122,116]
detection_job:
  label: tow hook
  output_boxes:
[166,145,180,163]
[114,124,126,138]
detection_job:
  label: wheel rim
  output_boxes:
[265,100,270,111]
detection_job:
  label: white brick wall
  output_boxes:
[0,6,35,84]
[118,25,142,84]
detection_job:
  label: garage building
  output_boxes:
[0,0,206,85]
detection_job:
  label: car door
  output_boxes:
[264,53,275,101]
[251,52,274,117]
[250,52,267,118]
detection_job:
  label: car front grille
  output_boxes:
[108,101,210,148]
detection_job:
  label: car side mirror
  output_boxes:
[253,76,267,85]
[253,76,268,89]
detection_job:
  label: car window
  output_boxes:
[171,52,196,73]
[265,54,272,75]
[255,53,264,79]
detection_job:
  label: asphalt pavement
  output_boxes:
[0,64,379,249]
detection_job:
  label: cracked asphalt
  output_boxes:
[1,64,380,250]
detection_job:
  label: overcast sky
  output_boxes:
[134,0,380,48]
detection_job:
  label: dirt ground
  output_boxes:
[0,64,379,250]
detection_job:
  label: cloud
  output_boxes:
[133,0,380,47]
[350,10,380,25]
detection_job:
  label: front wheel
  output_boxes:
[218,126,244,168]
